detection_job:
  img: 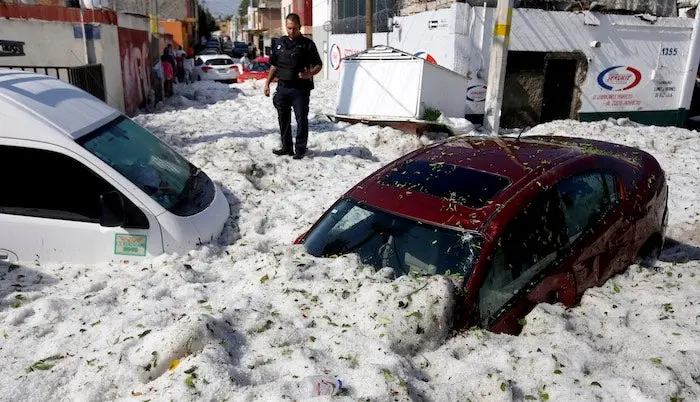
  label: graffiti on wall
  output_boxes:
[118,27,151,116]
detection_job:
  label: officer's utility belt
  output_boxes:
[277,79,308,89]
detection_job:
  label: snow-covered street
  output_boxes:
[1,79,698,401]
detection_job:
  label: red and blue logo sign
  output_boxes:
[414,51,437,64]
[466,85,487,102]
[597,66,642,91]
[329,44,342,70]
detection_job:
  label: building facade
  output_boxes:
[314,0,700,127]
[246,0,283,55]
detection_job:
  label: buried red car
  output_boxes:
[295,136,668,334]
[237,56,272,83]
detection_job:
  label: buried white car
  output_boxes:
[0,69,230,265]
[194,54,240,83]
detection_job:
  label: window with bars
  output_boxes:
[332,0,396,34]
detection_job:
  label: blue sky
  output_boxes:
[200,0,240,18]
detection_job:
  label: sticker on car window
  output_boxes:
[114,234,147,256]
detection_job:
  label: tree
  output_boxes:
[238,0,249,17]
[198,5,218,39]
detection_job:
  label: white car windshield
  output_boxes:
[77,116,215,216]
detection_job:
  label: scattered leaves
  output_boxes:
[150,351,158,368]
[590,381,602,387]
[650,357,662,364]
[25,355,64,373]
[339,355,359,369]
[500,382,507,392]
[381,368,394,382]
[138,329,152,338]
[260,274,269,284]
[254,320,274,333]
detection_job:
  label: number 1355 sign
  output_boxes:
[661,47,678,56]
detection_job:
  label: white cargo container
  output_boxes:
[335,46,469,121]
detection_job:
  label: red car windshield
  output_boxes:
[248,61,270,72]
[303,198,484,278]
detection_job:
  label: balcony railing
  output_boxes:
[257,0,281,9]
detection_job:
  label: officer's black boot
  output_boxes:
[273,148,294,156]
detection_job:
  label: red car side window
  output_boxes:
[556,172,620,243]
[478,190,567,324]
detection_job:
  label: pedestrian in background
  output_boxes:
[240,53,251,70]
[264,13,322,159]
[161,54,174,97]
[175,45,186,83]
[183,55,194,85]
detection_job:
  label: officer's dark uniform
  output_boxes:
[270,35,322,156]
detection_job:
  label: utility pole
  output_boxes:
[483,0,514,134]
[365,0,373,48]
[78,0,89,64]
[234,16,238,41]
[680,7,700,124]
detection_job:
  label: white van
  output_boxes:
[0,69,230,264]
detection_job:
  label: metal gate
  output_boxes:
[0,64,106,101]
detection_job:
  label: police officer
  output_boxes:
[264,13,323,159]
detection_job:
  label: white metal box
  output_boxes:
[335,46,469,120]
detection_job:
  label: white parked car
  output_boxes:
[0,69,231,265]
[194,54,240,83]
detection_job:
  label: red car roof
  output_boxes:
[252,56,269,63]
[346,135,648,232]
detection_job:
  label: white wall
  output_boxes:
[325,3,696,116]
[96,24,125,113]
[281,0,293,26]
[326,33,390,80]
[0,19,125,112]
[0,20,94,66]
[312,0,331,78]
[312,0,329,27]
[247,6,256,29]
[326,4,464,80]
[473,7,696,114]
[389,6,460,70]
